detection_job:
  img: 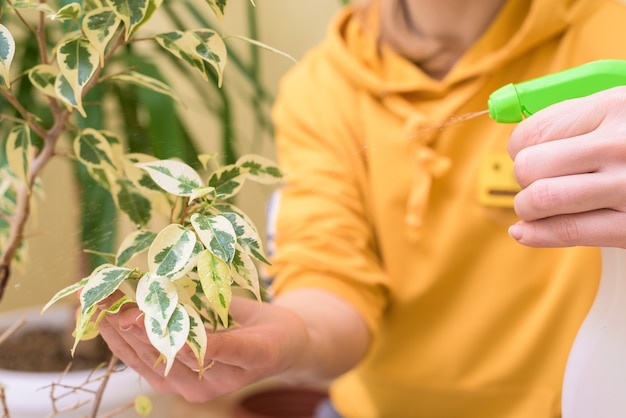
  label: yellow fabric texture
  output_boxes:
[268,0,626,416]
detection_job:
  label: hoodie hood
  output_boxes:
[323,0,591,96]
[313,0,597,237]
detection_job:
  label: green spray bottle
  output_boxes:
[488,59,626,418]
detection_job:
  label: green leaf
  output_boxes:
[74,128,119,171]
[190,213,236,264]
[80,265,134,313]
[55,74,84,116]
[137,159,203,197]
[28,64,59,97]
[115,177,153,226]
[5,124,33,188]
[0,24,16,88]
[148,224,197,279]
[136,272,178,332]
[182,303,207,374]
[221,211,269,264]
[41,277,89,314]
[116,229,157,266]
[236,154,283,185]
[82,7,122,65]
[71,303,99,356]
[203,0,227,20]
[231,246,261,303]
[197,249,232,327]
[155,31,206,79]
[11,0,55,14]
[144,303,189,375]
[56,37,99,113]
[207,164,245,200]
[105,0,150,40]
[50,2,82,21]
[189,29,227,87]
[110,71,182,105]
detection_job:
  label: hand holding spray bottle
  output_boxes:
[488,59,626,418]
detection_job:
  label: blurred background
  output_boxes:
[0,0,344,312]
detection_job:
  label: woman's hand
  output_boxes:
[97,288,369,403]
[507,86,626,248]
[97,294,310,403]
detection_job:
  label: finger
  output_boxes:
[512,132,599,188]
[513,171,625,221]
[508,209,626,248]
[508,88,615,158]
[98,314,171,391]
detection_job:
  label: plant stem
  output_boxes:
[88,354,119,418]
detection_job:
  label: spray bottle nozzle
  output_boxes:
[488,60,626,124]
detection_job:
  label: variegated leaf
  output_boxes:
[236,154,282,185]
[197,249,232,327]
[189,29,227,87]
[189,186,215,203]
[169,241,203,282]
[144,303,189,375]
[190,213,236,264]
[74,128,118,171]
[55,74,85,116]
[208,164,245,200]
[5,124,33,188]
[137,159,203,197]
[155,31,207,79]
[105,0,149,40]
[50,2,82,21]
[116,229,157,266]
[56,37,99,112]
[84,0,106,10]
[139,0,163,28]
[182,303,207,375]
[82,7,122,65]
[0,24,16,88]
[148,224,197,279]
[28,64,59,97]
[203,0,227,20]
[136,272,178,332]
[123,153,162,193]
[41,277,89,314]
[221,211,269,264]
[71,303,99,356]
[110,71,182,104]
[80,265,135,313]
[11,0,55,14]
[175,275,213,325]
[231,246,261,303]
[114,177,153,226]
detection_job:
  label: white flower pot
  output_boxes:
[0,306,153,418]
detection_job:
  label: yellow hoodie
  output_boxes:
[269,0,626,416]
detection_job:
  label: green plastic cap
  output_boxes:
[488,83,523,123]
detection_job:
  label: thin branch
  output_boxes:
[0,317,26,346]
[88,355,119,418]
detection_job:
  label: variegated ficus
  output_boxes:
[0,0,282,377]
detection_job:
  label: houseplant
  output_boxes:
[0,0,283,415]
